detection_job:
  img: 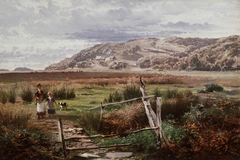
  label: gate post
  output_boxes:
[58,118,67,158]
[156,97,169,146]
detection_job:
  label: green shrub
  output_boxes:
[103,85,141,104]
[0,89,8,104]
[99,130,158,153]
[205,83,224,92]
[162,121,187,143]
[153,87,162,97]
[104,90,123,103]
[8,88,17,104]
[126,130,158,153]
[54,87,66,99]
[66,88,75,99]
[20,87,33,103]
[122,85,142,100]
[153,88,198,119]
[52,86,75,100]
[182,106,202,124]
[0,88,17,104]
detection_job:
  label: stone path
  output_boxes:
[32,117,134,160]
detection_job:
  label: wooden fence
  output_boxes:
[58,78,169,158]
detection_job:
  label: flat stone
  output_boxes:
[63,128,74,132]
[106,152,133,158]
[78,153,100,158]
[81,139,92,143]
[74,128,83,131]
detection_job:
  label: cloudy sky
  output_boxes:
[0,0,239,71]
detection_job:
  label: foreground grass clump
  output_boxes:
[0,103,31,129]
[100,102,148,134]
[77,111,101,135]
[20,86,34,103]
[0,89,8,104]
[0,87,17,104]
[0,103,60,160]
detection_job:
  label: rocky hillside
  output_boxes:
[45,35,240,71]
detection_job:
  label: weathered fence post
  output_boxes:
[156,97,169,146]
[58,118,67,158]
[100,102,103,121]
[98,103,104,131]
[140,77,157,132]
[156,97,162,141]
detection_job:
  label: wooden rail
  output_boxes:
[89,95,156,110]
[66,143,131,151]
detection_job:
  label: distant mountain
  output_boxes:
[45,35,240,71]
[14,67,33,71]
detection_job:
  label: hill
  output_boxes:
[14,67,33,72]
[45,35,240,71]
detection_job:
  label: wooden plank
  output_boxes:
[89,95,155,110]
[66,143,131,151]
[124,127,158,134]
[64,134,118,141]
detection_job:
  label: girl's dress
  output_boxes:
[46,97,56,114]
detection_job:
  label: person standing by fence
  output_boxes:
[35,84,46,119]
[46,92,57,117]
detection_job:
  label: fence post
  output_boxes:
[156,97,162,141]
[98,103,104,131]
[100,102,103,121]
[58,118,67,158]
[156,97,169,146]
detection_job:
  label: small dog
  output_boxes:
[58,102,68,111]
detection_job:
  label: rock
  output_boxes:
[78,152,100,158]
[106,152,133,158]
[74,128,83,134]
[63,128,74,132]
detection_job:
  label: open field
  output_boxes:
[1,70,240,92]
[1,70,240,108]
[1,70,240,87]
[1,70,240,113]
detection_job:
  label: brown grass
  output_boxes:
[100,102,148,134]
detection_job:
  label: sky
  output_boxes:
[0,0,240,71]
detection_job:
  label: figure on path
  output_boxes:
[46,92,57,117]
[35,84,46,119]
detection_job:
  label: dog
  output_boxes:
[58,102,68,111]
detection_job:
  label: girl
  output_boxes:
[46,92,57,116]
